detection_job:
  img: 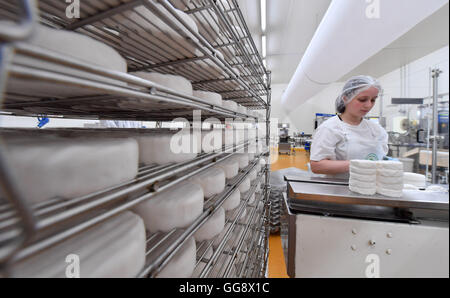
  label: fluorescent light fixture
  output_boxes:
[262,35,266,58]
[261,0,266,32]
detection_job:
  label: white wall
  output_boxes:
[271,45,449,134]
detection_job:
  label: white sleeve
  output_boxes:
[310,125,341,161]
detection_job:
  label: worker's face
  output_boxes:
[346,87,379,117]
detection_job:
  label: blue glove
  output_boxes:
[383,156,399,161]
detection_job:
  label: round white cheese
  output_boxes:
[190,167,226,198]
[194,208,225,242]
[237,154,249,169]
[223,100,238,112]
[222,189,240,211]
[133,182,204,233]
[349,184,376,195]
[193,90,223,107]
[350,160,377,169]
[377,169,403,177]
[238,177,251,194]
[216,158,239,179]
[350,166,377,175]
[376,160,403,170]
[376,187,403,198]
[131,72,193,96]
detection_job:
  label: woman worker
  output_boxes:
[310,75,389,179]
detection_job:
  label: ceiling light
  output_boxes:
[261,0,266,32]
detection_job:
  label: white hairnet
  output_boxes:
[335,75,382,113]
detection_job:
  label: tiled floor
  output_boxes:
[268,147,310,278]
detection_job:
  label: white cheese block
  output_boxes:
[190,167,226,198]
[350,160,377,169]
[216,158,239,179]
[131,72,193,96]
[376,160,404,170]
[349,180,376,189]
[237,154,249,169]
[194,208,225,242]
[403,172,426,188]
[8,24,127,99]
[377,175,404,185]
[376,183,404,191]
[10,211,146,278]
[349,166,377,175]
[136,132,198,165]
[133,183,204,233]
[376,187,403,198]
[223,100,238,112]
[0,137,138,205]
[238,177,251,194]
[226,207,247,224]
[349,172,375,182]
[222,189,241,211]
[249,168,257,181]
[156,237,196,278]
[349,184,376,196]
[193,90,223,107]
[377,169,403,177]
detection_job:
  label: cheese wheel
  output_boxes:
[376,160,403,170]
[222,189,240,211]
[8,24,127,99]
[377,169,403,177]
[226,207,247,224]
[194,208,225,242]
[376,187,403,198]
[376,183,404,191]
[350,160,377,169]
[133,183,204,233]
[403,172,426,188]
[238,177,251,194]
[190,167,226,198]
[349,184,376,196]
[249,168,257,181]
[216,158,239,179]
[136,132,198,165]
[0,136,138,205]
[223,100,238,112]
[377,175,404,185]
[9,211,146,278]
[156,237,196,278]
[349,180,376,189]
[131,72,193,96]
[237,154,249,169]
[349,172,374,182]
[193,90,223,107]
[350,166,377,175]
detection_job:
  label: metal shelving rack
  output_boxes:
[0,0,271,278]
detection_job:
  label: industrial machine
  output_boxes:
[278,123,291,155]
[281,175,449,278]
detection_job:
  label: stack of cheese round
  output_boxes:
[135,131,198,165]
[0,136,139,206]
[189,167,226,198]
[222,189,241,211]
[131,71,193,96]
[8,24,127,100]
[191,244,213,278]
[238,177,251,194]
[403,172,426,189]
[9,211,146,277]
[376,161,404,197]
[193,90,223,107]
[194,208,225,242]
[121,2,201,59]
[223,100,238,112]
[349,160,377,195]
[216,158,239,179]
[133,182,204,233]
[201,129,223,153]
[236,154,249,169]
[156,237,196,278]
